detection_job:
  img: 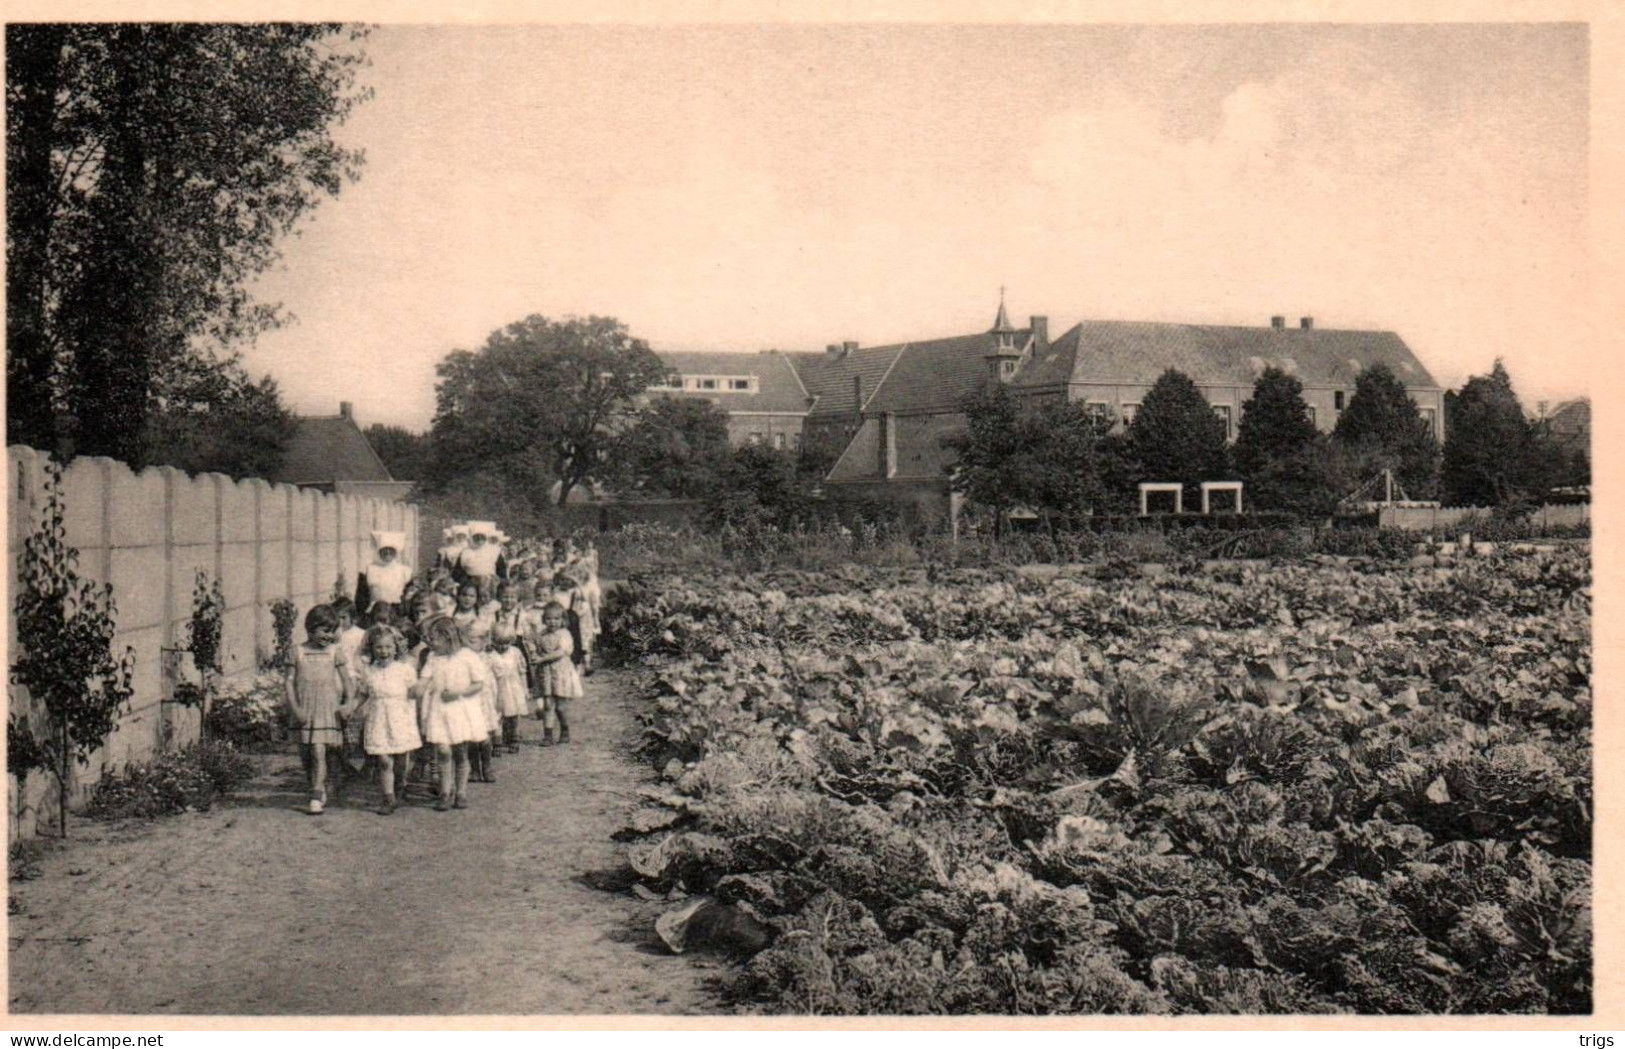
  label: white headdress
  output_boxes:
[466,520,497,539]
[442,523,470,541]
[372,530,407,553]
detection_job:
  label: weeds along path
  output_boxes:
[8,669,721,1016]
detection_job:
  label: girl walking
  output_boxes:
[416,615,489,811]
[532,601,583,744]
[285,605,352,815]
[352,625,422,815]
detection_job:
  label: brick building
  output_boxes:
[649,350,814,451]
[809,300,1443,518]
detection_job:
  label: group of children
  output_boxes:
[284,523,604,816]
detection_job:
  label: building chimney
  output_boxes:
[843,340,859,354]
[1030,315,1049,348]
[826,343,841,356]
[339,401,353,419]
[853,375,864,413]
[1299,316,1314,330]
[1270,316,1286,331]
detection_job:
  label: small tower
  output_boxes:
[984,287,1023,388]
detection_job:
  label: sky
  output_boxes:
[240,22,1592,432]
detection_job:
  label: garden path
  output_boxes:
[8,669,722,1016]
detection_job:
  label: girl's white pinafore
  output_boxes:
[361,661,423,755]
[419,649,491,746]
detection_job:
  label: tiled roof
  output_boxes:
[825,416,880,483]
[1020,321,1440,391]
[863,332,1027,414]
[824,412,970,483]
[1547,398,1590,437]
[651,351,813,414]
[798,344,909,417]
[272,414,394,486]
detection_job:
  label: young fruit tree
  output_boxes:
[9,461,135,836]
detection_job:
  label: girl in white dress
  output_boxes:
[461,619,501,784]
[416,616,490,811]
[352,625,422,815]
[489,583,532,751]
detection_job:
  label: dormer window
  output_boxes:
[1000,360,1017,377]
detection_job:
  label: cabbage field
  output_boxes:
[603,547,1591,1015]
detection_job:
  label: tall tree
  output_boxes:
[1333,364,1439,500]
[429,315,669,506]
[943,386,1024,536]
[944,390,1108,533]
[5,24,370,460]
[1232,368,1337,515]
[608,397,732,499]
[1442,360,1551,507]
[140,351,296,480]
[1233,368,1319,477]
[1124,369,1229,506]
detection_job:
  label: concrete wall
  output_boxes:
[7,446,419,838]
[1378,502,1589,532]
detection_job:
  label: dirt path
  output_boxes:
[8,669,723,1015]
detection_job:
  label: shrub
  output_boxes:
[85,741,254,820]
[206,672,288,750]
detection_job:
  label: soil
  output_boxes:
[7,669,724,1015]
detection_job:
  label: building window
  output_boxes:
[1212,405,1232,439]
[729,378,752,391]
[698,378,718,391]
[1000,360,1016,376]
[747,433,763,445]
[1122,403,1140,426]
[1419,406,1438,435]
[792,433,802,452]
[1306,406,1317,427]
[1334,390,1346,411]
[774,433,786,450]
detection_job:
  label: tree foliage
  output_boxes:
[364,423,434,483]
[1125,369,1230,504]
[1234,368,1339,516]
[944,389,1110,531]
[705,444,810,530]
[429,314,669,506]
[1442,361,1557,508]
[1333,364,1439,500]
[139,351,297,479]
[5,23,370,465]
[609,397,733,499]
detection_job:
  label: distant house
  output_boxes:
[648,350,814,451]
[805,300,1444,519]
[1545,398,1590,451]
[270,402,414,502]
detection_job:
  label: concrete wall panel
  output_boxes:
[109,544,169,632]
[110,466,168,547]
